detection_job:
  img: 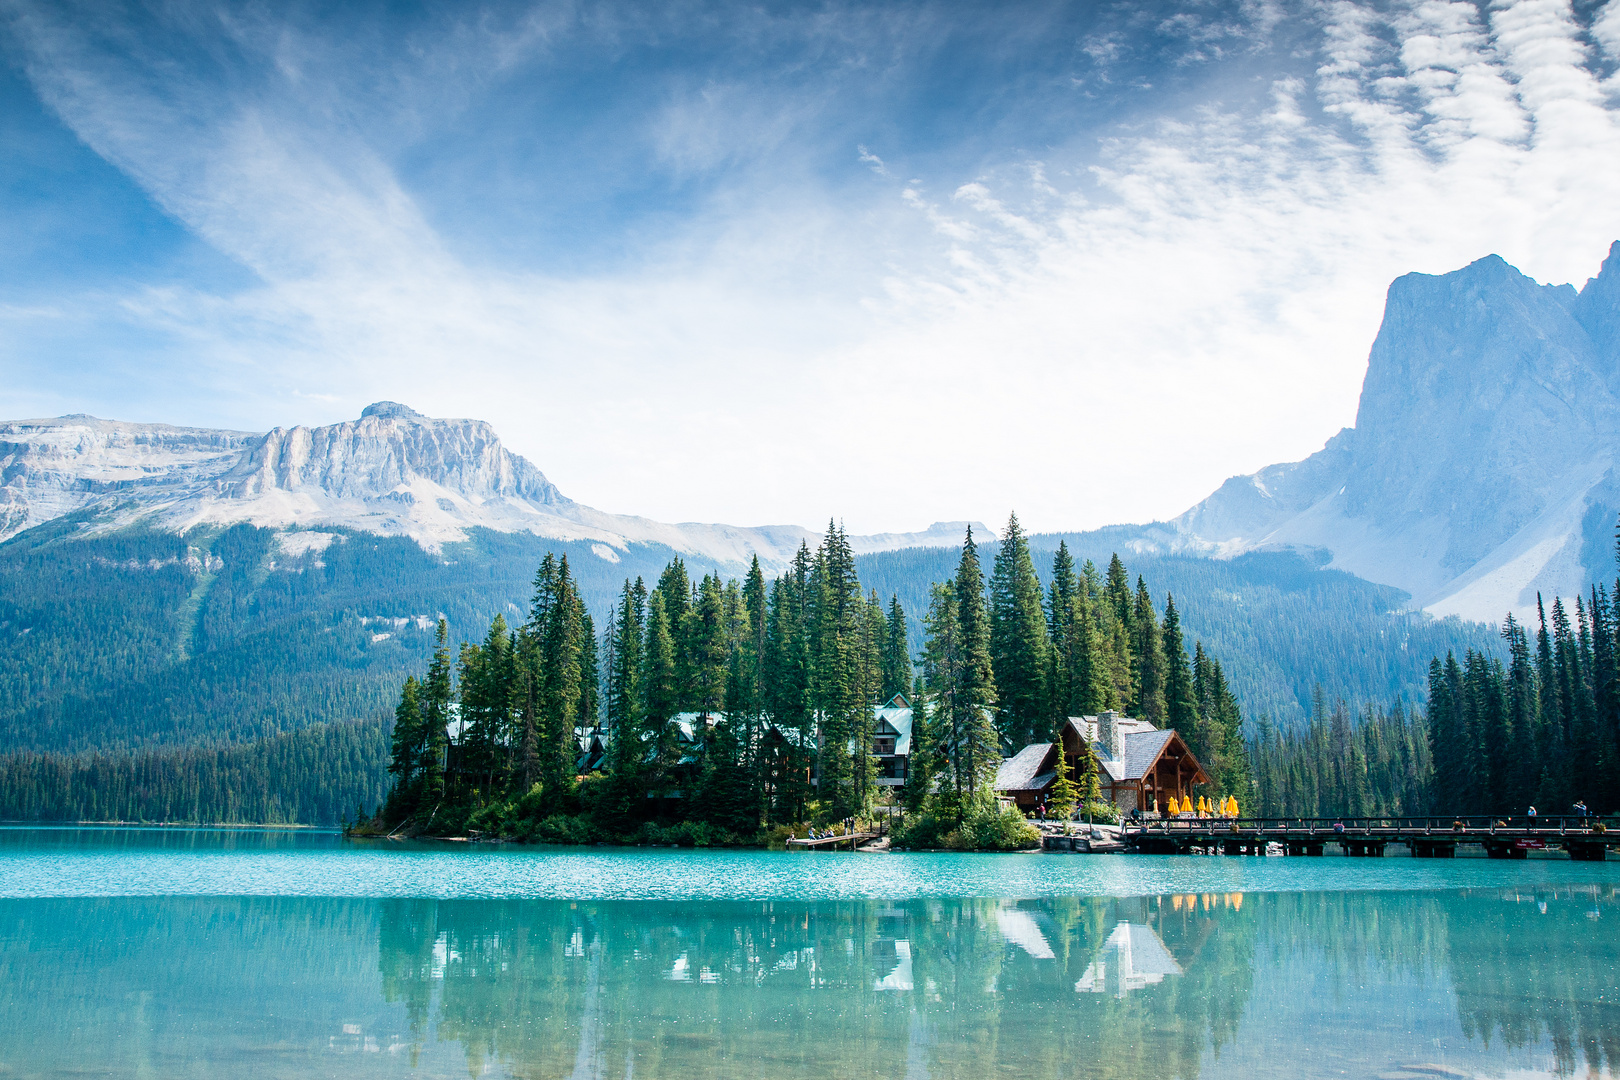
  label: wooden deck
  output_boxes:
[1122,815,1615,860]
[786,831,881,851]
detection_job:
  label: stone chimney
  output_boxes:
[1098,710,1124,762]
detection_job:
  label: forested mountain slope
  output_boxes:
[0,510,1498,760]
[861,539,1500,728]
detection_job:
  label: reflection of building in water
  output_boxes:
[995,905,1056,959]
[1074,922,1183,997]
[873,939,912,991]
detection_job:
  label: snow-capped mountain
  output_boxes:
[0,400,979,566]
[1172,243,1620,622]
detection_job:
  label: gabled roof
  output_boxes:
[873,707,913,755]
[995,742,1056,792]
[1122,730,1174,781]
[1060,715,1203,784]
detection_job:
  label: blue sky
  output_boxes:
[5,0,1620,533]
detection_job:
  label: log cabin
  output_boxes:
[994,710,1210,815]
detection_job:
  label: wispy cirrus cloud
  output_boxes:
[2,0,1620,535]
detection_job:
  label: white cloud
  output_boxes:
[5,0,1620,537]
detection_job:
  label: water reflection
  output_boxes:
[0,887,1617,1079]
[1075,922,1183,995]
[370,894,1253,1080]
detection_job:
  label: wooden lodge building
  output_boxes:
[993,710,1209,815]
[448,691,1205,819]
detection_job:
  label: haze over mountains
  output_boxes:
[8,245,1620,625]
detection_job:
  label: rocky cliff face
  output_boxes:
[0,402,978,567]
[0,416,257,539]
[1175,243,1620,621]
[215,402,567,508]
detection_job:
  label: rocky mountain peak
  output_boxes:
[1173,242,1620,621]
[359,401,424,421]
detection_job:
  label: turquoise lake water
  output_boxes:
[2,828,1617,1079]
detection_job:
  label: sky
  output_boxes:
[4,0,1620,536]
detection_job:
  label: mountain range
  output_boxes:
[1166,242,1620,623]
[4,244,1617,757]
[0,400,980,569]
[10,243,1620,624]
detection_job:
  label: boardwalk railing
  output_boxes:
[1120,815,1613,860]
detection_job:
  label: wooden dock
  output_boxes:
[786,831,881,851]
[1122,815,1614,860]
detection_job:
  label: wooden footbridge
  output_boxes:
[1123,816,1615,861]
[786,831,881,851]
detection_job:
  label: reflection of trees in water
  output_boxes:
[1445,888,1620,1077]
[375,894,1257,1079]
[1252,887,1620,1078]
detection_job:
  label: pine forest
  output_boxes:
[364,516,1254,847]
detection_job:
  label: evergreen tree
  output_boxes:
[526,555,590,810]
[387,676,424,810]
[1161,595,1196,740]
[919,530,1001,826]
[606,579,646,768]
[419,618,454,806]
[1501,613,1540,810]
[1131,578,1166,722]
[881,595,912,702]
[762,546,814,823]
[989,512,1050,749]
[901,688,934,817]
[1077,733,1101,809]
[657,558,694,708]
[1046,742,1079,821]
[642,589,678,722]
[807,522,871,819]
[1046,542,1078,723]
[691,574,729,717]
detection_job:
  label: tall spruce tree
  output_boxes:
[419,618,454,806]
[691,574,729,717]
[606,579,647,769]
[1130,578,1166,722]
[763,546,814,823]
[387,676,425,811]
[919,529,1001,826]
[989,512,1050,749]
[1161,595,1196,740]
[881,595,912,702]
[808,523,869,819]
[656,558,694,708]
[1046,542,1079,724]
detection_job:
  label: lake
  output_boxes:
[2,828,1617,1079]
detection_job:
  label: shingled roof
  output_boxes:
[995,743,1056,792]
[1121,729,1173,781]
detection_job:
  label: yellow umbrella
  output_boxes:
[1168,795,1180,815]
